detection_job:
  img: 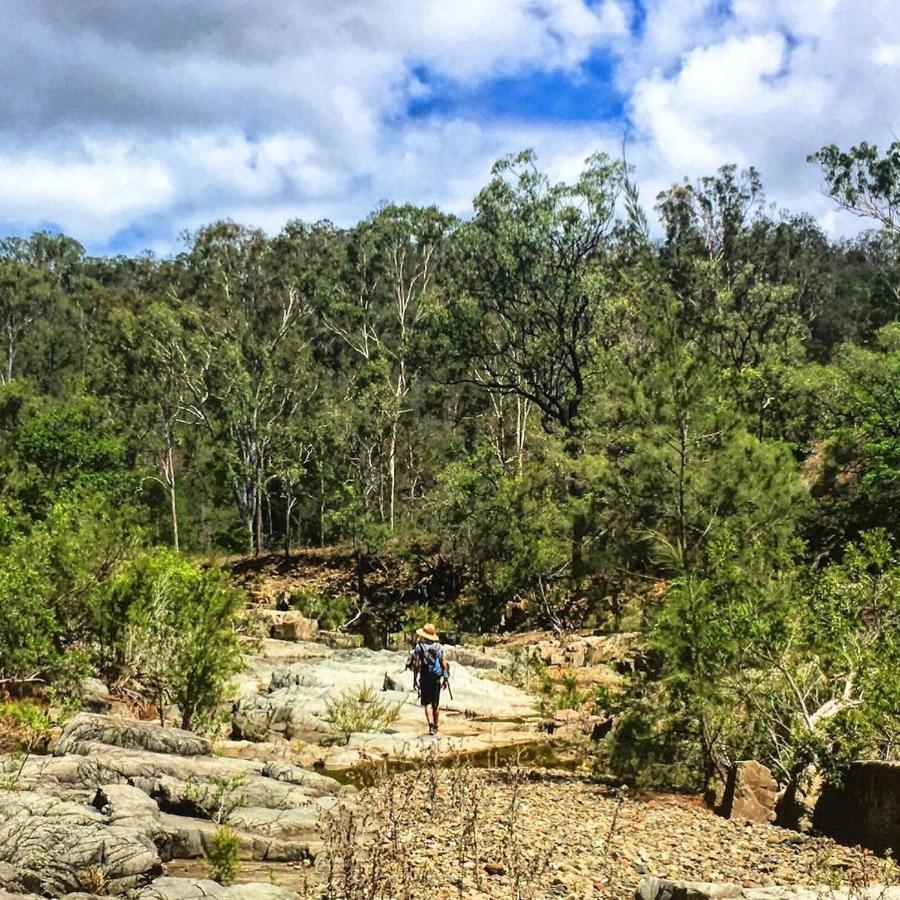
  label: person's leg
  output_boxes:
[432,681,442,732]
[422,679,436,732]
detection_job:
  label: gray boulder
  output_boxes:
[93,784,163,842]
[155,813,310,862]
[80,679,111,713]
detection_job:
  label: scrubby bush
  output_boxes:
[324,683,401,743]
[290,588,352,630]
[0,490,245,733]
[599,529,900,796]
[115,550,245,731]
[0,701,52,786]
[208,826,241,884]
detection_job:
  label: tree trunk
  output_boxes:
[254,468,264,557]
[388,418,397,532]
[165,443,179,553]
[169,478,179,554]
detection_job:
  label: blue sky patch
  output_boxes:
[406,50,624,124]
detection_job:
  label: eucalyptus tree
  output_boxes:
[319,204,455,531]
[446,150,625,439]
[0,233,85,390]
[656,168,811,439]
[175,220,332,554]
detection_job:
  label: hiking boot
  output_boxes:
[427,724,436,735]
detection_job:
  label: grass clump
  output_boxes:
[324,683,401,743]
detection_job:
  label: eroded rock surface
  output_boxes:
[137,878,298,899]
[55,714,211,758]
[0,789,161,896]
[233,644,538,753]
[1,712,347,896]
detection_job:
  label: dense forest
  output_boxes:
[2,139,899,797]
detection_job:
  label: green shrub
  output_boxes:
[502,647,546,689]
[537,672,587,717]
[183,772,247,824]
[324,683,401,743]
[401,604,455,638]
[289,588,351,630]
[208,825,241,884]
[0,702,53,787]
[116,549,245,731]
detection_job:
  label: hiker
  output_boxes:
[410,623,450,735]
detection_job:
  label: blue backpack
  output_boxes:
[417,641,444,679]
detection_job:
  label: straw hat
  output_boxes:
[415,622,439,641]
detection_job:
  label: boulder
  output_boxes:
[814,759,900,853]
[155,813,310,862]
[265,611,319,643]
[720,760,778,824]
[444,647,500,670]
[13,754,131,804]
[318,631,364,650]
[0,789,161,896]
[79,679,111,713]
[93,784,163,841]
[55,714,211,758]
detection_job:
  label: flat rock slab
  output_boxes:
[233,646,538,746]
[156,814,310,863]
[138,877,298,899]
[55,714,211,758]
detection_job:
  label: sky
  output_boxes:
[1,0,899,256]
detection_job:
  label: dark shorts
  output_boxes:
[419,675,442,707]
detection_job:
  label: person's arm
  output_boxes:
[441,647,450,684]
[411,646,420,688]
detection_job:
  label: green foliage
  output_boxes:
[501,648,547,691]
[811,140,900,233]
[400,603,455,637]
[207,826,241,884]
[183,772,247,824]
[0,489,138,685]
[115,550,245,731]
[289,588,351,631]
[537,672,587,717]
[0,701,53,787]
[0,701,51,753]
[323,683,401,743]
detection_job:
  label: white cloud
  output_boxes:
[0,143,175,242]
[0,0,899,250]
[618,0,900,231]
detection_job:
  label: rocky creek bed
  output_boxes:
[0,635,894,898]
